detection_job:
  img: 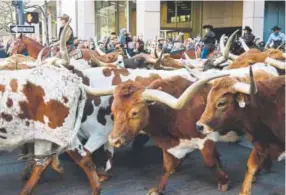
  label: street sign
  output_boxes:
[9,25,35,33]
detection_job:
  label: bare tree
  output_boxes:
[0,1,16,32]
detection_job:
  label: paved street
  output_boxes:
[0,143,284,195]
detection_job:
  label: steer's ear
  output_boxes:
[235,93,250,108]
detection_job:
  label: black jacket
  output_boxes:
[242,32,255,47]
[203,31,216,49]
[59,25,74,45]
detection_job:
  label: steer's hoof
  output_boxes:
[239,193,251,195]
[218,183,228,192]
[146,188,163,195]
[99,174,112,182]
[20,188,32,195]
[91,188,101,195]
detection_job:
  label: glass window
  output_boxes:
[167,1,191,24]
[95,1,128,40]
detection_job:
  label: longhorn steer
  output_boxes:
[74,67,196,179]
[0,65,104,195]
[195,69,285,195]
[108,74,235,195]
[108,64,279,195]
[226,48,285,70]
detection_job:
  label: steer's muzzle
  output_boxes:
[196,123,204,132]
[108,135,126,148]
[196,122,213,134]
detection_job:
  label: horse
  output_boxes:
[9,34,122,63]
[9,34,50,60]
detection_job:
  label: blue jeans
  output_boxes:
[201,48,209,59]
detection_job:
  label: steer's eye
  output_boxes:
[217,100,227,108]
[130,110,139,118]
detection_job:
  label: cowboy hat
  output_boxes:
[271,25,281,31]
[58,14,69,22]
[243,26,252,32]
[202,24,214,30]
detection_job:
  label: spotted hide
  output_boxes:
[0,65,85,151]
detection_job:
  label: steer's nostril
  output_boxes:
[196,123,204,132]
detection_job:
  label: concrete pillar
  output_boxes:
[136,0,160,41]
[48,11,53,42]
[242,0,265,39]
[56,0,61,36]
[126,0,131,33]
[41,18,47,45]
[77,1,95,40]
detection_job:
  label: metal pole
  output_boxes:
[17,0,25,25]
[44,0,49,45]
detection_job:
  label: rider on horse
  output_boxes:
[50,14,74,52]
[201,24,216,59]
[242,26,255,48]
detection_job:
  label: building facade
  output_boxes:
[28,0,285,44]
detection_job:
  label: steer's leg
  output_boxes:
[240,148,266,195]
[21,158,52,195]
[147,150,182,195]
[21,140,53,195]
[51,155,64,174]
[98,143,114,182]
[67,150,101,195]
[200,140,229,192]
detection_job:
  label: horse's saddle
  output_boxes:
[69,49,83,60]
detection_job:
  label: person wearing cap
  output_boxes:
[201,24,216,59]
[51,14,74,51]
[242,26,255,47]
[265,25,285,49]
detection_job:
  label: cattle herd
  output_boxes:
[0,19,285,195]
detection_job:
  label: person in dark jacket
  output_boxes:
[201,24,216,59]
[242,26,255,47]
[51,14,74,51]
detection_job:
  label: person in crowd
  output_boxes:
[265,25,285,49]
[73,38,80,48]
[104,34,118,53]
[126,32,134,56]
[89,38,95,50]
[134,36,145,54]
[242,26,255,47]
[51,14,74,51]
[83,40,90,49]
[201,24,216,59]
[119,28,127,48]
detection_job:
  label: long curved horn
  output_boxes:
[277,43,284,50]
[36,47,47,64]
[82,84,114,96]
[214,29,239,66]
[59,18,72,65]
[220,34,238,60]
[239,37,250,52]
[184,52,192,62]
[154,48,159,58]
[94,38,107,56]
[233,66,257,95]
[142,73,229,110]
[265,57,285,69]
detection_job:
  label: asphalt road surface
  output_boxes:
[0,143,284,195]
